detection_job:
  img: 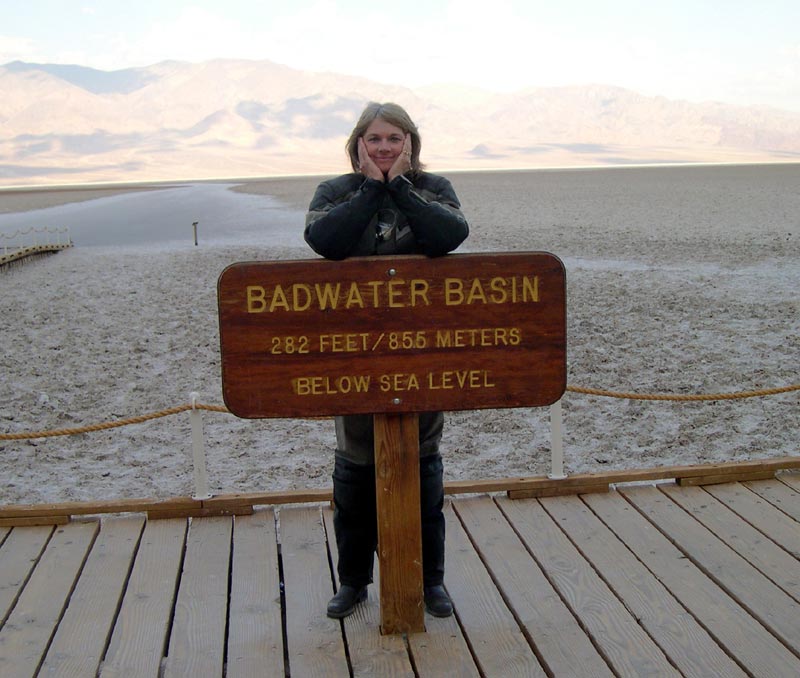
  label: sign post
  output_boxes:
[218,252,567,634]
[374,412,424,633]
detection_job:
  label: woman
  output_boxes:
[305,102,469,619]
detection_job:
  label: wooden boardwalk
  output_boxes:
[1,473,800,677]
[0,243,72,268]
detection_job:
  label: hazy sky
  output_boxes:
[2,0,799,111]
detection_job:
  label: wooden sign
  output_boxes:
[218,252,566,418]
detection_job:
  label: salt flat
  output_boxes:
[1,164,797,505]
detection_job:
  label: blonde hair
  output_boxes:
[346,102,423,174]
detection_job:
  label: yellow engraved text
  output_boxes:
[319,333,370,352]
[292,375,371,395]
[427,370,496,389]
[379,373,420,392]
[246,278,431,312]
[444,276,538,306]
[270,335,310,354]
[436,327,521,348]
[245,276,539,312]
[388,331,427,350]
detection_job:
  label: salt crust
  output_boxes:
[1,165,798,505]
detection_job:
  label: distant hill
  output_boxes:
[3,60,158,95]
[2,58,799,186]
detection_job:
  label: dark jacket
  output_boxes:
[305,172,469,260]
[305,170,469,464]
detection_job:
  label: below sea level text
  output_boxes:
[292,370,496,395]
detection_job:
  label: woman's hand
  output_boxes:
[357,138,384,181]
[387,134,412,182]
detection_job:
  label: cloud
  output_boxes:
[0,34,41,63]
[117,7,260,66]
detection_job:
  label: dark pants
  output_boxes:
[332,453,445,588]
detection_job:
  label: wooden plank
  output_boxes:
[101,518,187,678]
[663,484,800,602]
[442,503,547,677]
[280,506,349,678]
[322,508,415,678]
[779,472,800,493]
[454,496,613,677]
[445,456,800,495]
[585,489,800,676]
[745,476,800,523]
[0,491,333,520]
[507,483,608,499]
[227,510,285,678]
[399,499,481,677]
[374,413,424,635]
[498,496,681,676]
[704,481,800,558]
[0,496,200,519]
[147,506,253,520]
[677,470,775,486]
[163,516,232,678]
[0,526,53,628]
[621,486,800,655]
[663,457,800,476]
[0,516,70,527]
[0,521,98,678]
[407,615,482,678]
[202,488,332,508]
[540,494,747,678]
[39,516,145,677]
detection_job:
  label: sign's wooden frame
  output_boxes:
[218,252,566,417]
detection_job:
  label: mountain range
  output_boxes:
[2,59,800,186]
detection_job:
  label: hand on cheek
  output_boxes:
[387,134,412,182]
[358,138,384,182]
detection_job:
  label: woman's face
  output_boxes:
[362,118,406,175]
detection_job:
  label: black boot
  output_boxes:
[327,584,368,618]
[424,584,453,617]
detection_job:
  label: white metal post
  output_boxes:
[189,392,212,499]
[548,400,567,479]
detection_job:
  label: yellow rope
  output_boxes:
[0,404,195,440]
[0,383,797,441]
[195,404,230,413]
[565,383,800,401]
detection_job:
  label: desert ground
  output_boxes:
[1,164,797,505]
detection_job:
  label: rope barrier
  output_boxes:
[565,383,800,401]
[0,405,195,440]
[1,226,69,240]
[0,383,796,441]
[1,226,71,258]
